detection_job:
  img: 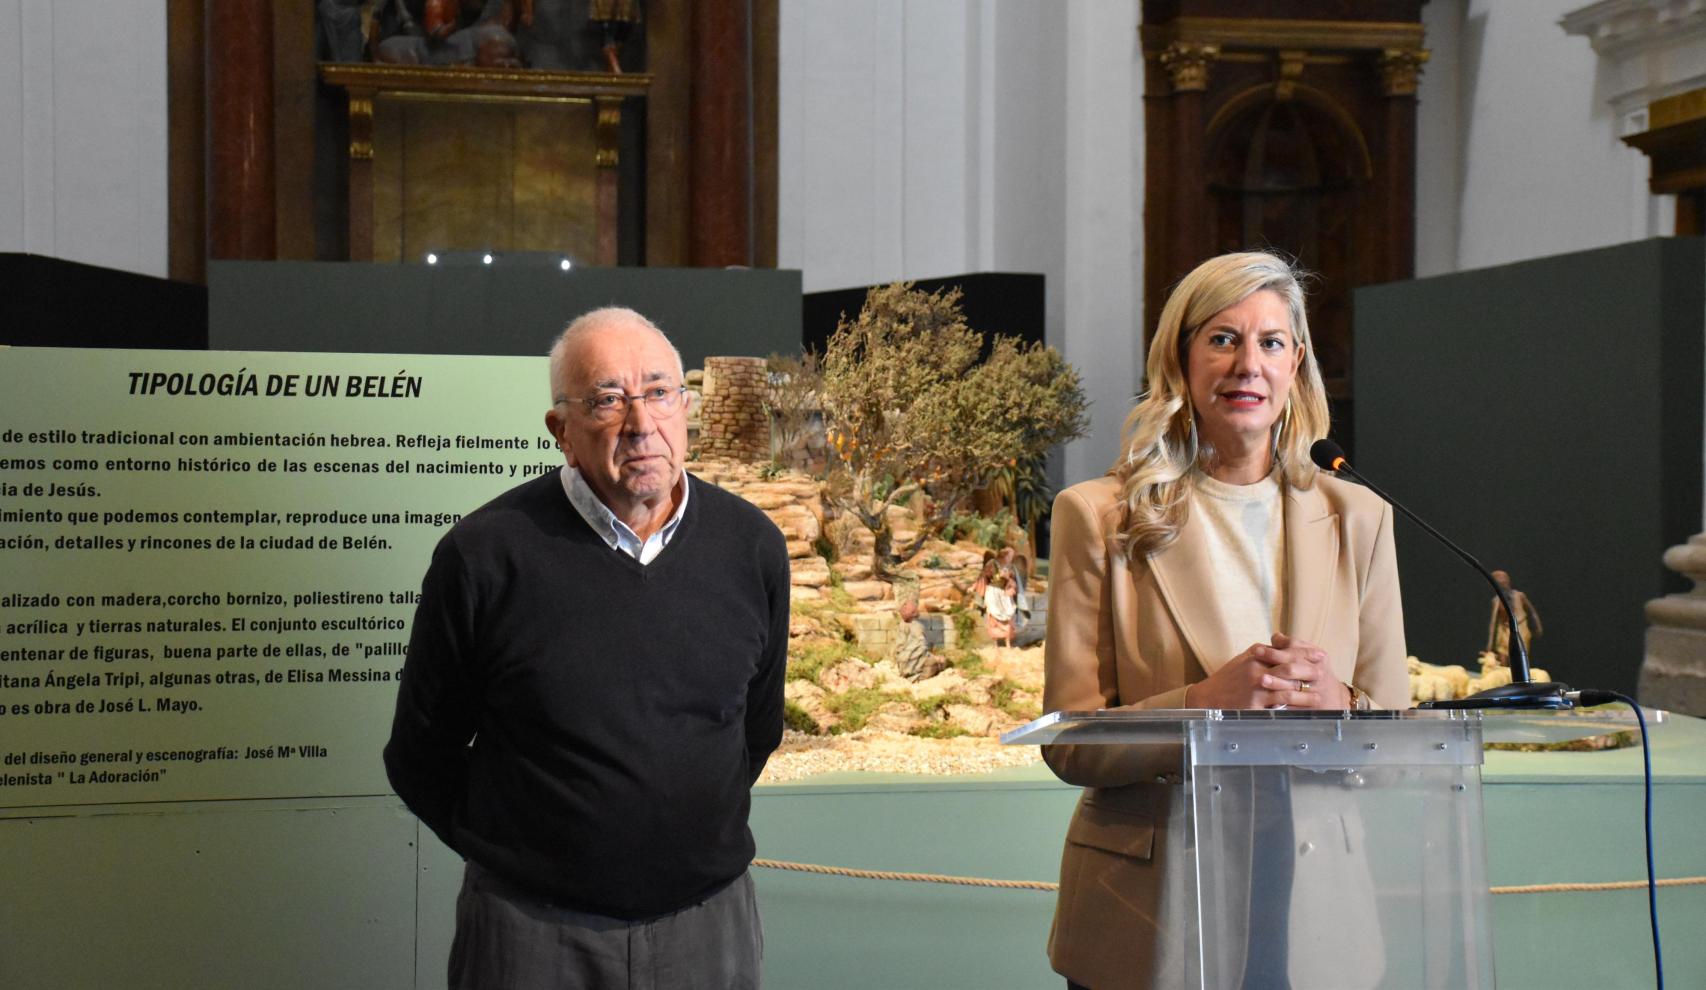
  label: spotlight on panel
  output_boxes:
[416,251,581,269]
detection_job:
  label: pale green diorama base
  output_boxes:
[2,715,1701,988]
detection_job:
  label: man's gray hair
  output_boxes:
[547,306,685,404]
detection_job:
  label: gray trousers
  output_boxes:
[449,862,764,990]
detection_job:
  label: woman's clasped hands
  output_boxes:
[1184,632,1353,710]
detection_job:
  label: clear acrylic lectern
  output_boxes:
[1003,708,1652,989]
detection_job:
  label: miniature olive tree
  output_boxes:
[818,282,1088,577]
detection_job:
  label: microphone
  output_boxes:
[1309,439,1571,709]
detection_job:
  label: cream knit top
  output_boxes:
[1191,468,1286,653]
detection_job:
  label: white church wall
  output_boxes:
[985,0,1069,476]
[900,2,980,284]
[1416,0,1686,276]
[776,0,1025,293]
[1059,1,1143,482]
[1415,0,1465,278]
[1418,3,1706,535]
[29,2,1687,487]
[777,1,908,293]
[777,0,1142,485]
[0,1,169,278]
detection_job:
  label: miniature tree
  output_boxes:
[763,350,822,470]
[818,282,1088,577]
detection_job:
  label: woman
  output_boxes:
[1041,252,1409,989]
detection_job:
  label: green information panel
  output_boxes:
[0,347,558,807]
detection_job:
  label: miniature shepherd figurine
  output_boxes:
[1486,569,1542,664]
[983,573,1016,649]
[893,599,948,681]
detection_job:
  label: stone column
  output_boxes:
[1642,537,1706,714]
[697,357,770,461]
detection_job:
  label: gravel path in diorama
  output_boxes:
[760,644,1047,782]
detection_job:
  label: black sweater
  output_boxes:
[384,470,790,919]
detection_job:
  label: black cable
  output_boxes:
[1573,690,1662,989]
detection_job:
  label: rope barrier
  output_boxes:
[1489,876,1706,896]
[753,858,1706,897]
[751,858,1058,891]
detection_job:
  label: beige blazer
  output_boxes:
[1041,472,1409,989]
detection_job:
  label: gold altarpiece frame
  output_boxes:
[1140,6,1429,406]
[319,63,651,265]
[1624,87,1706,236]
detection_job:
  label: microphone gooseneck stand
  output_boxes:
[1308,440,1663,986]
[1306,440,1569,710]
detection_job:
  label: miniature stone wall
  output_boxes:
[850,606,960,657]
[851,613,897,653]
[697,356,770,461]
[919,614,957,651]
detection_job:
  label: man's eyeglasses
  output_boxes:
[557,385,688,422]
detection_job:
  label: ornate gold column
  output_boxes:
[345,91,375,263]
[1377,48,1428,98]
[1160,42,1218,280]
[595,96,624,266]
[1377,47,1428,281]
[1160,41,1218,93]
[1137,7,1427,363]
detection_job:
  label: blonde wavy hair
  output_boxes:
[1112,251,1331,559]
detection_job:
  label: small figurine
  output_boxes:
[588,0,639,73]
[1486,569,1542,664]
[1468,651,1551,696]
[891,599,947,681]
[1407,656,1470,704]
[983,573,1016,649]
[997,546,1029,622]
[370,0,524,67]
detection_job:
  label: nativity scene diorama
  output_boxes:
[678,283,1085,779]
[665,282,1583,780]
[303,9,1576,768]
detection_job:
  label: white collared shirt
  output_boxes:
[559,466,689,565]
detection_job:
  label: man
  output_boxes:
[384,307,789,989]
[891,599,947,681]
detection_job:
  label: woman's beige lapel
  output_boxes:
[1144,472,1341,681]
[1041,472,1408,989]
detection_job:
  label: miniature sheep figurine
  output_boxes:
[1467,651,1549,696]
[1407,656,1473,704]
